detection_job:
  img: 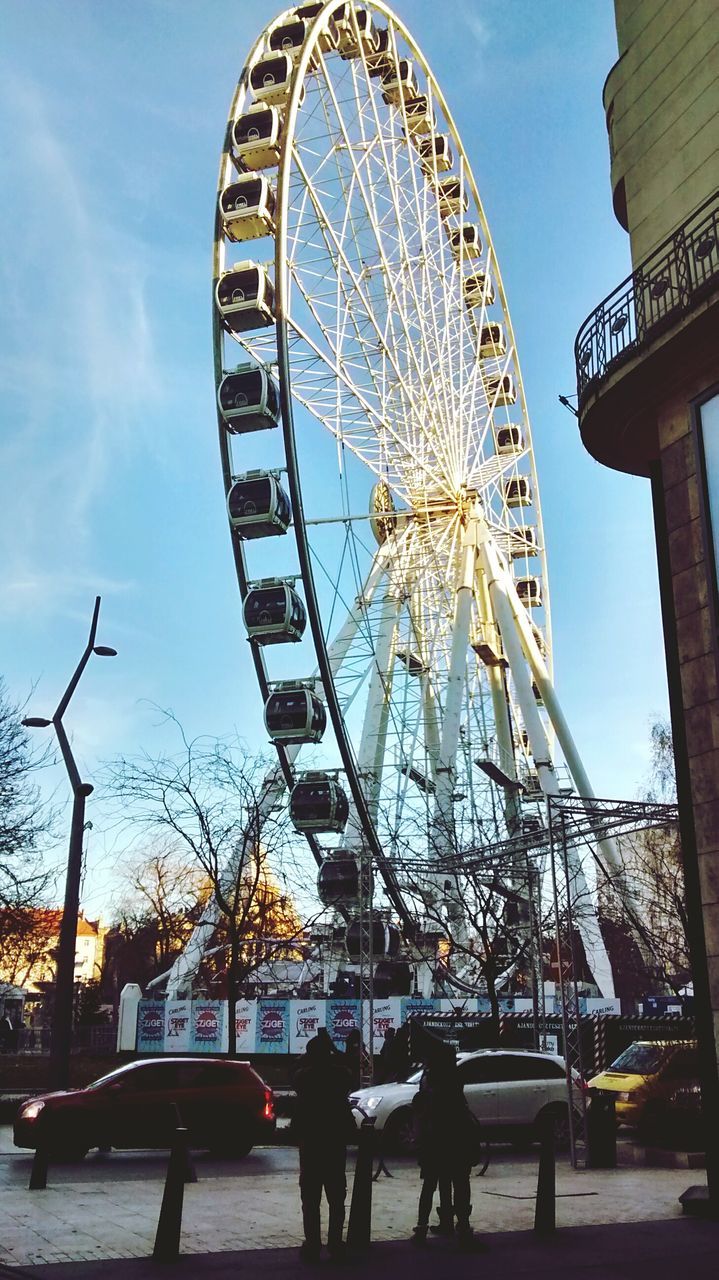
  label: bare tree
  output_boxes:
[0,906,59,988]
[594,717,689,998]
[0,678,56,983]
[397,813,542,1039]
[106,723,318,1055]
[114,843,208,969]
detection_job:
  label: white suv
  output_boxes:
[349,1048,578,1152]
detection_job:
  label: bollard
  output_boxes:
[534,1111,556,1236]
[347,1115,376,1254]
[153,1127,191,1263]
[171,1103,197,1183]
[29,1141,49,1191]
[586,1090,617,1169]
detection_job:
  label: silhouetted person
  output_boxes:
[293,1030,353,1263]
[0,1013,13,1054]
[343,1026,362,1089]
[377,1026,397,1083]
[410,1026,477,1249]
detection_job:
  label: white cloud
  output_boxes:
[0,70,162,596]
[461,5,491,48]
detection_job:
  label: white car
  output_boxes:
[349,1048,579,1152]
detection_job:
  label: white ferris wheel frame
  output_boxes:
[165,1,627,1001]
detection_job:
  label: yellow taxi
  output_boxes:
[588,1040,698,1129]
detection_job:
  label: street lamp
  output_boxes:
[22,596,116,1089]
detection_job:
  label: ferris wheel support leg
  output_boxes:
[324,542,394,687]
[433,526,478,845]
[349,591,401,838]
[475,564,521,833]
[479,534,615,998]
[163,765,289,999]
[500,570,631,885]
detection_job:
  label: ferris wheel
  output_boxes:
[166,1,624,1001]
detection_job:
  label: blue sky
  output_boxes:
[0,1,669,916]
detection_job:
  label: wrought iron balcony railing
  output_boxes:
[575,189,719,406]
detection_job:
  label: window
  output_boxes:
[609,1044,667,1075]
[123,1064,178,1092]
[459,1056,503,1085]
[487,1055,560,1083]
[193,1063,249,1088]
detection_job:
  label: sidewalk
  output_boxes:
[18,1219,719,1280]
[0,1139,711,1271]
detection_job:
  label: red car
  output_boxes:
[14,1057,275,1160]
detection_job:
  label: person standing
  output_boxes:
[410,1031,478,1250]
[342,1026,362,1089]
[0,1012,14,1054]
[293,1030,354,1264]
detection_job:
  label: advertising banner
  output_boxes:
[257,1000,290,1054]
[440,998,478,1016]
[327,999,361,1046]
[233,999,258,1053]
[402,997,437,1023]
[366,997,402,1053]
[136,1000,165,1052]
[164,999,192,1052]
[191,1000,225,1053]
[290,999,326,1054]
[584,998,621,1016]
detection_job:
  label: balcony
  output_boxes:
[574,190,719,476]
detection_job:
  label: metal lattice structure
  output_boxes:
[546,795,679,1166]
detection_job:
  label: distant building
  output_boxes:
[573,0,719,1195]
[0,909,107,993]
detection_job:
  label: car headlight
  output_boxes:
[616,1092,631,1102]
[363,1096,383,1111]
[21,1101,45,1120]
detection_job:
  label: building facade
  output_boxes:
[0,909,106,993]
[574,0,719,1200]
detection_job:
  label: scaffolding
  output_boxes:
[546,794,679,1166]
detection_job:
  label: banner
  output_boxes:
[164,999,192,1052]
[290,999,326,1054]
[440,998,478,1016]
[584,998,621,1016]
[136,1000,165,1052]
[257,999,290,1053]
[327,999,361,1045]
[233,999,258,1053]
[402,996,436,1022]
[366,997,402,1053]
[191,1000,225,1053]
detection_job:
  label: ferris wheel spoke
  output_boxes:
[351,46,460,485]
[285,316,446,494]
[309,46,461,491]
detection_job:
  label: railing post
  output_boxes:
[634,266,645,343]
[674,227,691,307]
[595,305,606,380]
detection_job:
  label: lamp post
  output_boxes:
[23,596,116,1089]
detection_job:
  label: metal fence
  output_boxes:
[575,189,719,405]
[13,1023,117,1055]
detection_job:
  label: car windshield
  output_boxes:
[609,1044,668,1075]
